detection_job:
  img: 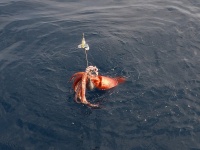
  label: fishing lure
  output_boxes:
[78,33,89,50]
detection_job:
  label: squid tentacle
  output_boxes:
[74,81,82,103]
[80,73,99,108]
[71,72,99,108]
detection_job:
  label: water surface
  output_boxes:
[0,0,200,149]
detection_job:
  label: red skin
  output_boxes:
[70,72,125,108]
[89,75,125,90]
[70,72,85,90]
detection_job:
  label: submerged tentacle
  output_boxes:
[74,81,82,103]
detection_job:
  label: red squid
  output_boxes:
[70,66,125,108]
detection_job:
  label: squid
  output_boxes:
[70,66,125,108]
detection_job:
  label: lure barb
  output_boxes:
[78,33,89,50]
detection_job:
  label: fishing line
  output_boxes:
[84,49,89,67]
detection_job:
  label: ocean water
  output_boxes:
[0,0,200,149]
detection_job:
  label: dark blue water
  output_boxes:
[1,0,200,149]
